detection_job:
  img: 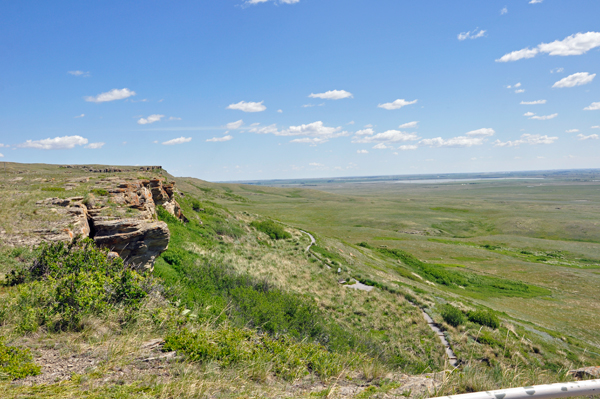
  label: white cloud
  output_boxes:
[227,101,266,112]
[309,162,324,167]
[85,88,135,103]
[466,128,495,137]
[373,143,391,149]
[355,128,375,136]
[18,135,88,150]
[302,103,324,108]
[497,32,600,62]
[458,29,486,41]
[169,117,182,121]
[501,7,508,15]
[137,114,165,125]
[399,121,419,129]
[524,112,536,117]
[494,134,558,147]
[162,137,192,145]
[378,99,418,110]
[245,0,299,4]
[577,134,599,141]
[419,136,484,148]
[353,130,419,144]
[347,121,355,125]
[566,129,579,133]
[550,67,564,74]
[0,153,3,158]
[207,135,233,142]
[514,83,522,88]
[0,144,6,147]
[552,72,595,88]
[515,89,525,93]
[85,142,105,149]
[584,102,600,111]
[357,150,368,154]
[277,109,283,113]
[74,114,85,118]
[250,122,260,127]
[68,70,90,77]
[309,90,353,100]
[364,124,373,128]
[529,0,542,3]
[398,145,418,151]
[592,126,600,129]
[521,100,546,105]
[226,120,244,129]
[250,121,348,144]
[530,113,558,120]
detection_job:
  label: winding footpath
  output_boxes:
[422,310,458,367]
[300,230,316,252]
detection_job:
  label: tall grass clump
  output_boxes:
[250,220,291,240]
[440,304,465,327]
[468,309,500,329]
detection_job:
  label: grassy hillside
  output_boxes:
[1,163,599,398]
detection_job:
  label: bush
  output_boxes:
[250,220,291,240]
[6,238,155,331]
[91,188,109,196]
[0,340,41,380]
[468,309,500,329]
[357,242,372,249]
[440,304,465,327]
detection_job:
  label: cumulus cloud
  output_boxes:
[137,114,165,125]
[524,112,536,117]
[250,121,348,144]
[530,113,558,120]
[497,32,600,62]
[74,114,85,118]
[162,137,192,145]
[68,70,90,77]
[494,134,558,147]
[399,121,419,129]
[577,134,599,140]
[207,135,233,142]
[245,0,298,5]
[566,129,579,133]
[302,103,324,108]
[458,28,486,41]
[277,109,283,113]
[529,0,542,3]
[466,128,495,137]
[309,162,324,167]
[18,135,88,150]
[551,67,564,74]
[419,136,485,148]
[0,144,6,148]
[501,7,508,15]
[227,101,266,112]
[357,150,368,154]
[309,90,353,100]
[226,120,244,129]
[552,72,595,88]
[584,102,600,111]
[398,145,418,151]
[521,100,546,105]
[373,143,391,150]
[85,88,135,103]
[378,99,418,110]
[0,153,3,158]
[353,130,419,144]
[515,89,525,93]
[592,126,600,129]
[85,142,105,149]
[355,128,375,136]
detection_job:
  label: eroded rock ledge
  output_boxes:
[30,177,185,271]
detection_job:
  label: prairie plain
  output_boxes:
[187,172,600,347]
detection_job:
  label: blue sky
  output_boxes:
[1,0,599,181]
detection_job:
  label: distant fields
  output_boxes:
[180,175,600,347]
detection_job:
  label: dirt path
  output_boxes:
[422,310,458,367]
[300,230,315,252]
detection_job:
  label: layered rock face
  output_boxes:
[29,177,185,272]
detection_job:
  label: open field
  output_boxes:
[179,173,600,347]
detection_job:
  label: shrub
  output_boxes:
[477,331,502,348]
[250,220,291,240]
[91,188,109,196]
[357,242,373,249]
[0,339,41,380]
[468,309,500,329]
[440,304,465,327]
[6,238,155,331]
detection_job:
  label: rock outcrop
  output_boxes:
[16,177,186,272]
